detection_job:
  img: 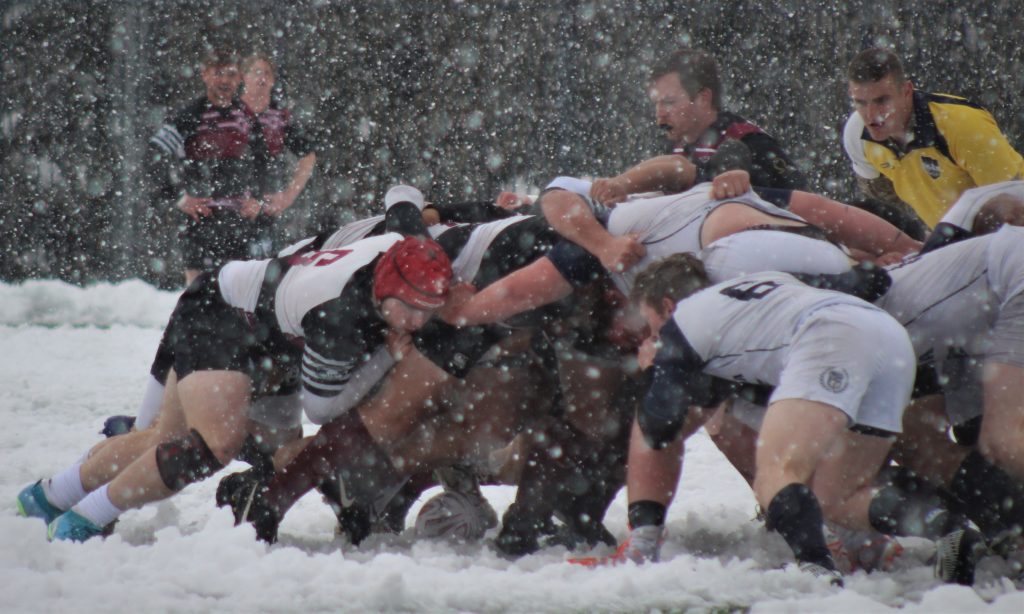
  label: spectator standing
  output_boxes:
[150,48,261,284]
[239,52,318,254]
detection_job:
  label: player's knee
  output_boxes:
[637,408,685,451]
[155,429,226,491]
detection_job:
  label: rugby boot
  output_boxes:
[934,528,986,585]
[216,469,265,510]
[230,479,281,544]
[48,510,104,543]
[16,481,64,525]
[568,524,663,567]
[494,505,556,557]
[100,415,136,438]
[826,525,904,573]
[798,561,845,587]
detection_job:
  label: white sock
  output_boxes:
[43,461,86,510]
[135,375,165,430]
[72,484,122,527]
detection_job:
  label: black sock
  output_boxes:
[628,500,666,529]
[236,434,275,478]
[764,483,834,569]
[949,450,1024,538]
[868,467,965,539]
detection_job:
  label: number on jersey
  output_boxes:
[289,249,352,267]
[719,280,780,301]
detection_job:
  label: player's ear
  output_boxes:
[696,87,714,108]
[659,296,675,319]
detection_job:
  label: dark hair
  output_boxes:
[630,253,710,309]
[847,47,905,84]
[650,48,722,109]
[201,47,240,70]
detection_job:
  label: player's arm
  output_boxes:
[855,174,906,209]
[787,190,921,258]
[296,297,374,423]
[639,319,728,449]
[591,155,698,205]
[422,199,517,224]
[538,187,645,272]
[442,257,574,327]
[262,152,317,216]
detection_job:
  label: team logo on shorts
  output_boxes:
[921,156,941,179]
[819,367,849,393]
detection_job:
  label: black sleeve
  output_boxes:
[742,133,808,190]
[920,222,974,254]
[427,200,515,224]
[384,202,429,235]
[695,138,755,183]
[791,261,892,303]
[284,113,318,157]
[545,239,606,288]
[413,320,511,378]
[911,363,942,398]
[300,287,382,397]
[639,319,726,449]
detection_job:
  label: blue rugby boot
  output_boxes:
[100,415,136,438]
[48,510,104,543]
[17,481,63,524]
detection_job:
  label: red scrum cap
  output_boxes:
[373,236,452,310]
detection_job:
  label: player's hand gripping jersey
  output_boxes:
[546,181,850,293]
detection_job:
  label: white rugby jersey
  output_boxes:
[668,271,877,386]
[938,180,1024,232]
[276,216,385,258]
[219,233,400,337]
[450,215,531,283]
[606,184,807,292]
[878,225,1024,361]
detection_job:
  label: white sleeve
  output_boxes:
[940,181,1024,231]
[150,123,185,159]
[546,176,593,197]
[300,348,395,424]
[843,113,879,179]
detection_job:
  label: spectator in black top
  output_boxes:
[150,48,261,284]
[590,48,807,205]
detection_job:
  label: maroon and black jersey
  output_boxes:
[670,111,807,191]
[244,102,318,196]
[150,96,255,199]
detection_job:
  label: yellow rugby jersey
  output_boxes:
[849,91,1024,227]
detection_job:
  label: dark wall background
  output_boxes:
[2,0,1022,287]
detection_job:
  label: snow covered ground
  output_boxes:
[2,279,1022,613]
